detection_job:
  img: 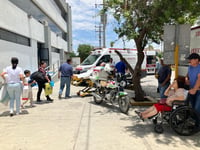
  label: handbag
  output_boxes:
[30,71,46,83]
[0,84,10,105]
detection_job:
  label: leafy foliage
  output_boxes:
[105,0,200,50]
[104,0,200,100]
[69,51,77,57]
[77,44,94,62]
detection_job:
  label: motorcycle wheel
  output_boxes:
[118,96,130,114]
[93,88,104,104]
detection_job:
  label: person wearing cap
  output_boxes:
[1,57,24,116]
[157,58,172,98]
[185,53,200,114]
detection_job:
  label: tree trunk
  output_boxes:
[115,50,145,101]
[132,51,145,101]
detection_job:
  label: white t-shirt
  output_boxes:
[24,76,32,91]
[5,66,23,84]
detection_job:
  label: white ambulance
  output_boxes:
[145,50,157,74]
[74,48,147,77]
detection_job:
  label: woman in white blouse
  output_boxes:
[1,57,24,116]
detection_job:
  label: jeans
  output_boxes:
[158,82,170,98]
[59,77,71,97]
[188,90,200,115]
[7,83,22,113]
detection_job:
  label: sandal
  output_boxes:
[135,110,144,121]
[21,105,25,109]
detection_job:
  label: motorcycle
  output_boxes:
[92,76,130,114]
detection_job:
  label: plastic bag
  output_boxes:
[45,83,53,96]
[0,84,10,105]
[50,81,54,87]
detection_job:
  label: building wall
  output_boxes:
[0,39,38,73]
[0,0,30,38]
[0,0,71,73]
[67,4,73,52]
[32,0,67,32]
[51,31,68,50]
[0,0,69,51]
[52,52,60,64]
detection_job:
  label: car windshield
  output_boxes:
[81,54,101,65]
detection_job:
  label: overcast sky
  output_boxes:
[65,0,160,53]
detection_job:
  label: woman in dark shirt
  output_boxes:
[37,61,53,102]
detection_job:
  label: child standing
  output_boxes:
[21,70,35,108]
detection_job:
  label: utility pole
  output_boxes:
[95,25,102,48]
[101,0,107,48]
[95,0,107,48]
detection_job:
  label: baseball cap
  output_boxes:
[187,53,200,60]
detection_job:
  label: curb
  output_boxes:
[130,96,158,106]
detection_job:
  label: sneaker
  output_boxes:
[58,94,62,99]
[10,110,14,117]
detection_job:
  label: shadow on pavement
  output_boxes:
[0,110,29,117]
[124,119,200,148]
[89,101,127,115]
[22,105,36,109]
[33,100,54,105]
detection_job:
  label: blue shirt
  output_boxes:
[59,63,73,77]
[188,64,200,88]
[115,61,126,74]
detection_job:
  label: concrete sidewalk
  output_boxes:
[0,77,199,150]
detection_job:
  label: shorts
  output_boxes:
[154,103,172,112]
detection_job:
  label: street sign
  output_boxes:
[163,25,176,51]
[163,25,175,64]
[163,24,191,65]
[163,51,174,64]
[178,24,190,65]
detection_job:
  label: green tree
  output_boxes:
[104,0,200,101]
[69,51,77,57]
[77,44,94,62]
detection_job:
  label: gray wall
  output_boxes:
[0,39,38,81]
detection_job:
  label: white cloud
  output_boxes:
[66,0,101,31]
[72,21,94,31]
[65,0,140,51]
[65,0,104,50]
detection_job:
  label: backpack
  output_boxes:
[30,71,46,83]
